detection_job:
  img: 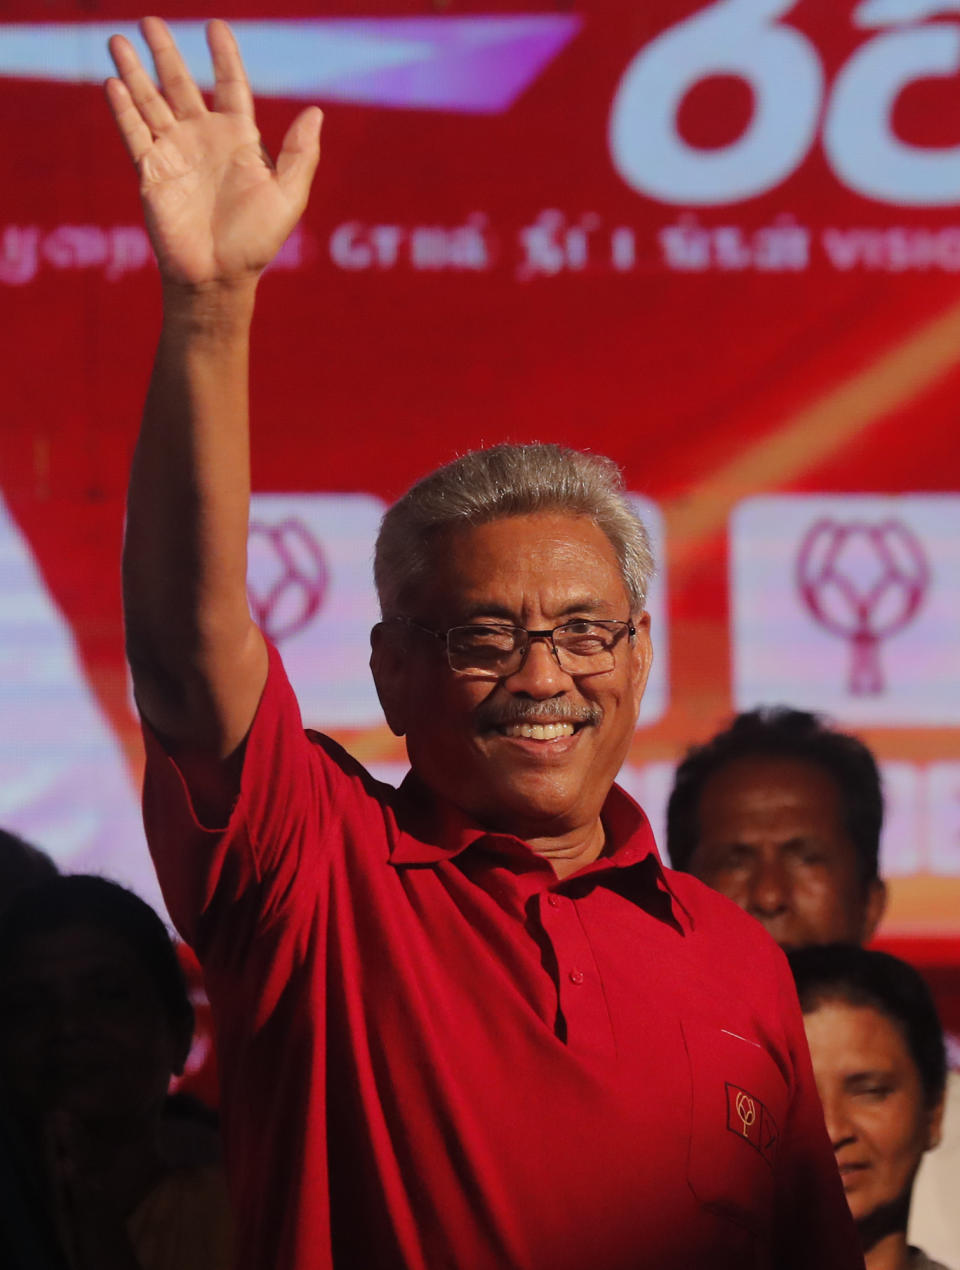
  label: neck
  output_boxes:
[860,1192,913,1270]
[41,1108,168,1216]
[525,819,606,878]
[864,1231,911,1270]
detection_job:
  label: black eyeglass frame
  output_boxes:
[385,616,637,677]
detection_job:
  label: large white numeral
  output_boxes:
[610,0,960,208]
[608,0,822,205]
[826,24,960,205]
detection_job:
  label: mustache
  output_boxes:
[474,698,603,731]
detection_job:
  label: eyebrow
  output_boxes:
[456,598,617,623]
[844,1070,895,1088]
[711,836,822,853]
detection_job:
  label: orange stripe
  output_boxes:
[664,297,960,572]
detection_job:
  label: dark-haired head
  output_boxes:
[789,944,946,1252]
[666,708,886,948]
[0,875,192,1043]
[0,827,58,917]
[789,944,946,1110]
[0,875,193,1126]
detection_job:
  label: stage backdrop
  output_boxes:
[4,0,960,1061]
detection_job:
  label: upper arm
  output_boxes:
[130,617,269,775]
[141,641,349,948]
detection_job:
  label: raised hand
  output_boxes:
[106,17,322,288]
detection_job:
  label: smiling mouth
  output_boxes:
[500,722,577,740]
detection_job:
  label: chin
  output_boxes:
[475,777,581,832]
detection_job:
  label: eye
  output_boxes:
[87,972,138,1008]
[452,625,516,651]
[555,621,609,654]
[721,846,753,871]
[855,1084,892,1102]
[1,988,48,1021]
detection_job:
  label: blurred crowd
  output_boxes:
[1,707,956,1270]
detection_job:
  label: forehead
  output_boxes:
[805,1001,913,1071]
[420,512,629,621]
[2,922,141,988]
[698,756,851,846]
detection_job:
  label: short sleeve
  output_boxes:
[141,642,347,952]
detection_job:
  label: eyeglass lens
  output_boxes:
[445,622,626,675]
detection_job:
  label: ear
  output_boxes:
[629,611,654,703]
[370,622,408,737]
[860,877,887,943]
[925,1091,946,1152]
[167,1012,194,1078]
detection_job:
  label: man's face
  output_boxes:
[373,512,651,841]
[687,757,885,949]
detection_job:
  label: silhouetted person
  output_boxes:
[0,826,58,916]
[0,831,67,1268]
[0,875,231,1270]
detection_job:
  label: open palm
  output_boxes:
[106,18,321,287]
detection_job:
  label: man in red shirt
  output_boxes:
[106,18,864,1270]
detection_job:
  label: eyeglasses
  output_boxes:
[391,617,636,678]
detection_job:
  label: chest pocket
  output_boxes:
[681,1017,791,1237]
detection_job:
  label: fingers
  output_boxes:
[208,19,255,119]
[107,17,206,150]
[140,15,207,119]
[104,76,154,164]
[276,107,324,210]
[108,30,177,135]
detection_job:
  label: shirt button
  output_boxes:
[569,969,585,985]
[547,894,561,908]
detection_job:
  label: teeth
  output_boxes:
[503,722,575,740]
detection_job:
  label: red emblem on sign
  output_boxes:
[247,518,329,644]
[725,1082,779,1168]
[796,518,929,695]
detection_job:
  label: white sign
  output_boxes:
[926,763,960,876]
[248,493,386,728]
[0,497,163,915]
[731,495,960,725]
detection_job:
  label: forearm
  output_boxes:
[123,279,267,753]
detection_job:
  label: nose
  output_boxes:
[502,633,573,698]
[747,852,790,919]
[820,1093,857,1151]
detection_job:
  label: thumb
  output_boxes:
[276,107,323,211]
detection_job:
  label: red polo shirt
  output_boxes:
[143,643,863,1270]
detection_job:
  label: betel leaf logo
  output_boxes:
[247,518,329,644]
[796,518,929,695]
[725,1082,779,1166]
[735,1091,756,1135]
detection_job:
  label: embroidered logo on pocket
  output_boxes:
[725,1082,779,1168]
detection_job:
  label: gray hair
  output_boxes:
[373,443,654,618]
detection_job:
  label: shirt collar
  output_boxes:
[388,773,690,931]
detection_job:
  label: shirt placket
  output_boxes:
[537,890,617,1060]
